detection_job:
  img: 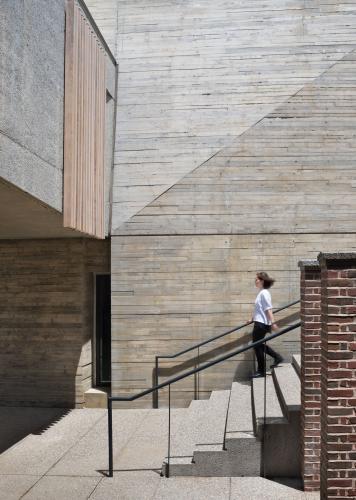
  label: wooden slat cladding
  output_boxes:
[64,0,106,239]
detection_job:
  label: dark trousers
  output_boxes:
[252,321,280,373]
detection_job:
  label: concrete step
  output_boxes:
[164,361,301,478]
[164,384,261,477]
[292,354,301,377]
[226,382,254,436]
[273,363,301,414]
[223,381,260,476]
[169,399,210,459]
[163,390,230,476]
[195,390,230,446]
[252,365,301,478]
[252,374,286,436]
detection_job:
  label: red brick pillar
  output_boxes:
[299,260,321,491]
[318,253,356,500]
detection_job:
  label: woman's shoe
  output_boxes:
[270,355,284,368]
[251,371,264,378]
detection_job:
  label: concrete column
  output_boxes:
[299,260,321,492]
[318,253,356,500]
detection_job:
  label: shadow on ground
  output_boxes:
[0,407,70,453]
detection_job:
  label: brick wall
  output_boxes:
[0,238,110,408]
[318,253,356,500]
[299,260,321,491]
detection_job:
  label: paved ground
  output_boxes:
[0,408,320,500]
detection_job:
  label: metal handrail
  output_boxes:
[158,299,299,360]
[108,320,301,477]
[154,298,300,406]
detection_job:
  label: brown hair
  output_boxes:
[257,272,275,289]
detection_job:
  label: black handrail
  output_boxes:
[107,320,301,477]
[159,299,299,360]
[154,298,299,406]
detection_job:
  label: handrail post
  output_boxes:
[262,340,267,478]
[166,384,171,478]
[194,347,200,400]
[197,346,200,399]
[154,356,159,408]
[194,355,197,400]
[108,397,113,477]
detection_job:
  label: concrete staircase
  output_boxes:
[163,355,301,478]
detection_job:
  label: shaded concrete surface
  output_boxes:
[0,408,320,499]
[0,407,68,454]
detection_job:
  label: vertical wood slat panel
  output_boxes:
[99,52,105,237]
[77,12,84,232]
[63,0,75,229]
[64,0,106,239]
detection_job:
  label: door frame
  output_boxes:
[93,272,111,387]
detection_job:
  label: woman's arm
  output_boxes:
[266,309,278,331]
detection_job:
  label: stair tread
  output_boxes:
[226,381,254,435]
[195,390,230,445]
[169,390,230,458]
[170,400,209,457]
[273,363,301,411]
[253,374,285,425]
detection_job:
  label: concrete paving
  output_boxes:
[0,407,320,500]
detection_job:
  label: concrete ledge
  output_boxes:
[84,388,109,409]
[273,364,301,413]
[298,259,319,270]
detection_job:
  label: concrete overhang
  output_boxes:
[0,178,90,239]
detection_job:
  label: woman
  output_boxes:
[251,271,283,378]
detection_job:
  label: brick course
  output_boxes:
[299,259,322,492]
[318,253,356,500]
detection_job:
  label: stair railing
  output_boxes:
[107,320,301,478]
[153,299,299,407]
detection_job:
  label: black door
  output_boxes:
[95,274,111,386]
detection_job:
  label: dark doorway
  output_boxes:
[95,274,111,386]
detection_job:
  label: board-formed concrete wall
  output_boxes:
[86,1,356,406]
[112,234,356,407]
[0,0,65,210]
[0,239,110,408]
[86,0,356,231]
[117,50,356,236]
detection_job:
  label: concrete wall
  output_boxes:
[116,51,356,236]
[111,47,356,406]
[112,234,356,407]
[0,239,110,408]
[0,0,65,210]
[82,1,356,406]
[0,0,116,236]
[85,0,356,231]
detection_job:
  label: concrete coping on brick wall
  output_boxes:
[298,259,319,270]
[318,252,356,268]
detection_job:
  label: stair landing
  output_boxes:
[0,406,319,499]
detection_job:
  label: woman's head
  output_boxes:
[255,272,275,289]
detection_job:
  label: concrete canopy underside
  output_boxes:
[0,179,88,239]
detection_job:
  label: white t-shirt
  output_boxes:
[253,289,273,325]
